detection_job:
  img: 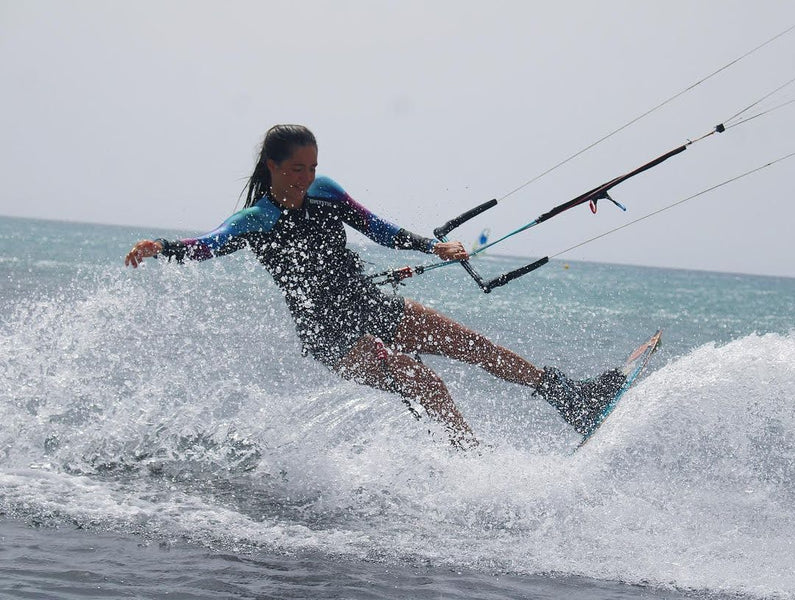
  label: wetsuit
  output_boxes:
[156,176,436,366]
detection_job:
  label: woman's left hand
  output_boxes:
[433,240,469,261]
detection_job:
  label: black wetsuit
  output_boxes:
[156,176,436,365]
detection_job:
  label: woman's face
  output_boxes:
[267,144,318,208]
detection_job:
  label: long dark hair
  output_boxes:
[244,124,317,208]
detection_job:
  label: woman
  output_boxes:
[125,124,623,448]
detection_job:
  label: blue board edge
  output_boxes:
[576,329,663,450]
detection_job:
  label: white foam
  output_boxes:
[2,268,793,598]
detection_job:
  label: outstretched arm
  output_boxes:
[123,202,281,268]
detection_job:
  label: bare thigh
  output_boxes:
[334,334,474,444]
[392,300,542,386]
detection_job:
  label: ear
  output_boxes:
[266,158,278,175]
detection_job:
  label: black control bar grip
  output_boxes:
[433,199,498,240]
[485,257,549,292]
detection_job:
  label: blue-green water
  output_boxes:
[1,215,794,599]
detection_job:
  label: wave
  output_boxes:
[1,267,793,598]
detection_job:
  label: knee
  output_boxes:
[385,354,449,399]
[335,335,382,382]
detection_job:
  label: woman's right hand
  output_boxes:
[125,240,163,268]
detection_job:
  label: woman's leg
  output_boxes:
[391,301,630,434]
[335,334,477,448]
[392,300,544,387]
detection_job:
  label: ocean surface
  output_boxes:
[1,215,793,599]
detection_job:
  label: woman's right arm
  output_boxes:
[123,203,282,268]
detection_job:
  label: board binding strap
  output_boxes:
[577,329,663,450]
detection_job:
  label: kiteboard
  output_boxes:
[577,329,662,450]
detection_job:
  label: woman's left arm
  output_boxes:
[315,177,468,260]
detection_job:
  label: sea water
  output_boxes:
[1,215,793,599]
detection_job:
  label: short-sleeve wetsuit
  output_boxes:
[156,176,436,366]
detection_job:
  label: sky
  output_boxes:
[1,0,794,277]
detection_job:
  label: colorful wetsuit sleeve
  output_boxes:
[156,202,282,262]
[308,176,437,253]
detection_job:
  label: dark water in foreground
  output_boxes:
[1,518,702,599]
